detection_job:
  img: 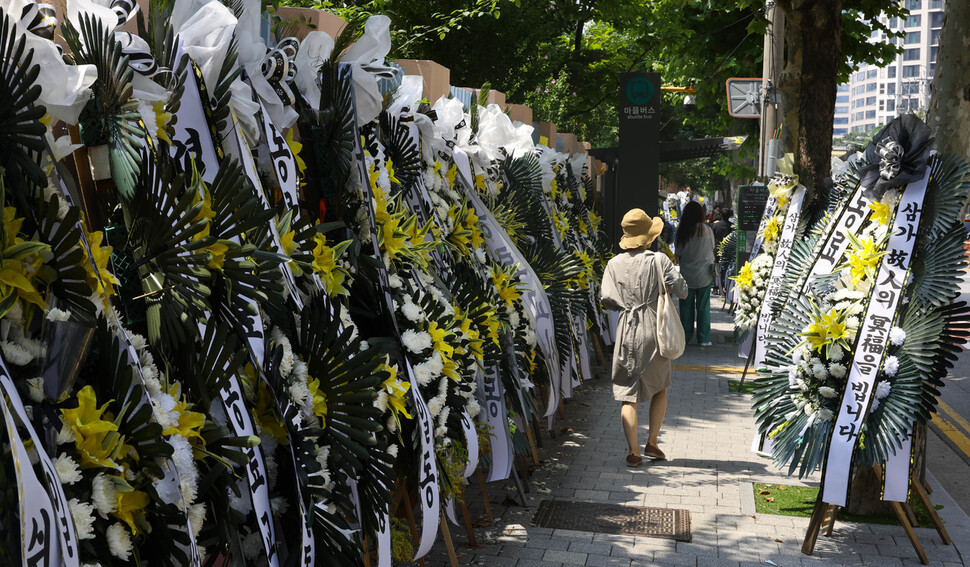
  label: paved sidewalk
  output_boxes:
[423,302,967,567]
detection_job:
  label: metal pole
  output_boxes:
[758,1,785,177]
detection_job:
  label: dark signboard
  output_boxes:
[611,72,661,251]
[737,184,770,231]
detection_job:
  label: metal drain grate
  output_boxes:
[531,499,692,542]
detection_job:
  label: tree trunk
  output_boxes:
[927,3,970,162]
[776,0,842,206]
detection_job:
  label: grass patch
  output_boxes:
[728,380,756,394]
[753,483,941,528]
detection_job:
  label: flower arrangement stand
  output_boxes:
[734,344,756,392]
[395,479,426,567]
[475,467,494,523]
[800,461,951,565]
[457,498,480,547]
[438,510,460,566]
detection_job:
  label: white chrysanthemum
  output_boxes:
[845,316,860,330]
[889,326,906,346]
[402,301,424,323]
[241,530,263,560]
[437,407,450,429]
[795,379,808,392]
[435,425,448,438]
[1,341,33,366]
[56,424,76,445]
[373,390,389,413]
[811,363,828,380]
[46,307,72,322]
[387,443,399,459]
[883,356,899,377]
[803,403,816,416]
[875,380,892,400]
[151,393,178,430]
[829,363,848,379]
[818,386,838,399]
[292,359,309,383]
[386,413,398,434]
[467,399,481,418]
[402,329,432,354]
[817,408,835,421]
[523,329,537,347]
[69,499,96,540]
[106,522,133,560]
[26,377,44,403]
[412,362,433,386]
[388,274,404,289]
[427,395,445,419]
[475,248,487,264]
[509,310,520,329]
[270,496,290,516]
[339,305,358,340]
[92,473,119,517]
[54,453,82,485]
[828,343,845,362]
[788,366,799,387]
[229,479,253,516]
[169,434,199,506]
[188,503,206,541]
[128,332,147,352]
[428,352,444,376]
[289,382,313,413]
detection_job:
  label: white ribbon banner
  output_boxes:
[453,149,563,420]
[821,168,929,507]
[340,63,438,561]
[0,359,80,567]
[482,367,513,482]
[800,184,871,295]
[753,186,806,368]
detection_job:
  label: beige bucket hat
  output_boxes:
[618,208,664,250]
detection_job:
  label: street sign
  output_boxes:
[726,78,763,119]
[737,183,769,231]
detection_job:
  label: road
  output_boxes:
[926,269,970,516]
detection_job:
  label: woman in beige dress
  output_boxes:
[601,209,688,467]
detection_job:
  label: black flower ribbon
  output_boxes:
[19,1,57,40]
[858,114,934,200]
[261,37,300,106]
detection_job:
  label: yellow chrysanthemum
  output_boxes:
[285,128,306,177]
[385,158,401,186]
[380,361,412,420]
[162,384,206,443]
[153,100,173,145]
[60,386,129,470]
[845,234,885,286]
[491,267,521,308]
[731,262,754,288]
[445,165,458,188]
[475,174,487,192]
[114,488,151,536]
[869,201,891,226]
[762,217,780,242]
[311,233,352,297]
[252,379,288,441]
[801,308,849,353]
[306,377,328,426]
[79,229,119,297]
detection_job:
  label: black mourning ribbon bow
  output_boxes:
[858,114,934,200]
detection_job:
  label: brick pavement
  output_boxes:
[421,302,965,567]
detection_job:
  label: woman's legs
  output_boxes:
[621,402,640,456]
[695,284,712,344]
[679,288,697,343]
[647,389,668,447]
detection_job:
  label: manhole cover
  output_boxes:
[531,500,691,542]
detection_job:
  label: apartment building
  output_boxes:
[833,0,944,136]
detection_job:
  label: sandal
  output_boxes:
[644,444,666,460]
[625,453,642,467]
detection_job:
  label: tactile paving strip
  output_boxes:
[531,499,692,542]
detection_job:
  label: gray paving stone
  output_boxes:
[542,549,588,565]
